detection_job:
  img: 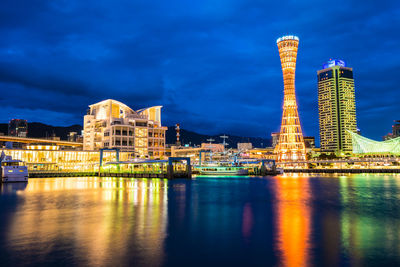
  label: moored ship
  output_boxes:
[1,152,28,183]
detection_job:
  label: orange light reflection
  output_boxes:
[275,175,311,267]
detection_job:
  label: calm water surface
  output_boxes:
[1,174,400,266]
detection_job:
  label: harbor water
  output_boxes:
[1,174,400,266]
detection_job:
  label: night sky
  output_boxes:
[1,0,399,142]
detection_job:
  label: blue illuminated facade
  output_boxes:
[322,59,346,69]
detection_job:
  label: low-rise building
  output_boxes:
[384,120,400,141]
[271,132,280,148]
[237,142,253,152]
[83,99,166,158]
[304,136,316,149]
[8,119,28,137]
[200,143,224,152]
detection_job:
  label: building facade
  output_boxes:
[8,119,28,137]
[303,136,315,149]
[349,131,400,155]
[237,142,253,152]
[384,120,400,140]
[318,59,357,153]
[83,99,166,158]
[271,132,280,148]
[274,35,307,162]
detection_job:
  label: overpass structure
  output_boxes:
[0,135,83,147]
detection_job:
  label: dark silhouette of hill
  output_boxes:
[166,126,270,148]
[0,122,82,140]
[0,122,270,147]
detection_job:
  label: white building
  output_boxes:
[83,99,166,158]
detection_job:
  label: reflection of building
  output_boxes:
[5,178,168,266]
[349,131,400,155]
[318,59,357,153]
[8,119,28,137]
[384,120,400,140]
[83,99,166,158]
[271,132,280,148]
[237,143,252,152]
[274,35,306,162]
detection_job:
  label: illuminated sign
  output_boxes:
[276,35,299,43]
[322,59,346,69]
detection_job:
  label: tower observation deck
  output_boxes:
[274,35,307,162]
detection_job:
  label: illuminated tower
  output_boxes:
[318,59,357,153]
[274,35,306,162]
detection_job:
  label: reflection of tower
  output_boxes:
[275,175,311,267]
[175,123,181,146]
[274,35,306,162]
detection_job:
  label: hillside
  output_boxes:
[166,126,270,148]
[0,122,82,140]
[0,122,271,147]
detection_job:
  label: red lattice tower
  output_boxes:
[274,35,306,162]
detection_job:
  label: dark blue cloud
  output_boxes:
[0,0,399,142]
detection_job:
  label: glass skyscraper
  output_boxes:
[317,59,357,153]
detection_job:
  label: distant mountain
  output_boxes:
[0,122,82,140]
[166,126,271,148]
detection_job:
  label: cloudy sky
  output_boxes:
[1,0,399,141]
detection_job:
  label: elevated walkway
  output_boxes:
[0,136,83,147]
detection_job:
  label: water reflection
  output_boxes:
[0,177,168,266]
[2,175,400,266]
[1,182,27,193]
[339,174,400,266]
[274,174,312,267]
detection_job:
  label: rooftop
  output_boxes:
[276,35,299,43]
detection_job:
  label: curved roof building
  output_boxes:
[83,99,166,158]
[348,131,400,155]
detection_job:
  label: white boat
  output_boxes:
[195,162,249,176]
[1,154,28,183]
[196,166,249,176]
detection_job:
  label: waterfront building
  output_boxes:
[200,143,224,152]
[274,35,307,162]
[304,136,316,149]
[237,143,253,152]
[318,59,357,153]
[83,99,166,158]
[348,131,400,155]
[271,132,280,148]
[0,148,127,172]
[384,120,400,140]
[247,148,275,160]
[8,119,28,137]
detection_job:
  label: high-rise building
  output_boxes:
[384,120,400,140]
[83,99,166,158]
[8,119,28,137]
[318,59,357,153]
[274,35,306,162]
